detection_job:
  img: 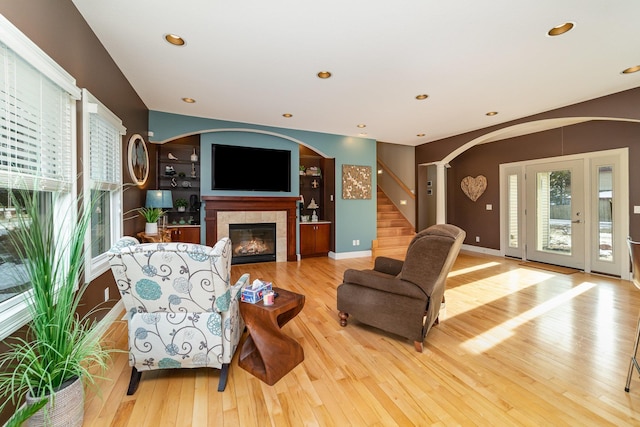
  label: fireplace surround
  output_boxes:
[203,196,299,262]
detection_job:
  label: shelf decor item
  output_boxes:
[175,198,188,212]
[190,148,198,162]
[0,189,114,427]
[307,198,319,209]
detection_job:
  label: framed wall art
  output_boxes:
[127,133,149,186]
[342,164,372,199]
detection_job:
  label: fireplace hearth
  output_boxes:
[229,223,276,264]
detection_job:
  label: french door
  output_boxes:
[525,160,584,269]
[501,149,628,277]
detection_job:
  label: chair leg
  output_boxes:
[339,311,349,327]
[625,315,640,392]
[127,367,142,395]
[218,363,230,392]
[414,341,423,353]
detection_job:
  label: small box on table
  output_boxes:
[241,280,273,304]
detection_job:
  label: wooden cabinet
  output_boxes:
[171,226,201,244]
[299,149,335,254]
[300,222,330,257]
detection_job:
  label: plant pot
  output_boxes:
[145,222,158,235]
[177,207,186,212]
[26,376,84,427]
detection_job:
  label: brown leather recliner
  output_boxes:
[337,224,465,352]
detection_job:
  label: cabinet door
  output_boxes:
[171,227,200,244]
[300,224,316,255]
[314,223,331,253]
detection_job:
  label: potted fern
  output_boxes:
[0,189,112,426]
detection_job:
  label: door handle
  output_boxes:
[571,219,581,224]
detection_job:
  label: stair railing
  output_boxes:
[376,159,415,200]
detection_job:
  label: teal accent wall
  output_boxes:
[149,111,377,255]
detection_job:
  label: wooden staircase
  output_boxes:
[372,189,415,259]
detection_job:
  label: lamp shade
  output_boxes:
[145,190,173,209]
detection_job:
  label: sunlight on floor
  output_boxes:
[448,261,501,277]
[446,268,555,318]
[460,280,597,354]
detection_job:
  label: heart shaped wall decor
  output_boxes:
[460,175,487,202]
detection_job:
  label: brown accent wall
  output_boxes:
[416,86,640,249]
[0,2,151,423]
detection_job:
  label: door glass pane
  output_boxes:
[597,165,613,262]
[508,174,518,248]
[537,170,571,254]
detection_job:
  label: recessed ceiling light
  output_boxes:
[622,65,640,74]
[486,111,498,116]
[282,113,293,118]
[547,22,574,37]
[415,94,429,100]
[417,133,425,137]
[164,34,186,46]
[357,124,366,128]
[317,71,332,79]
[182,97,196,103]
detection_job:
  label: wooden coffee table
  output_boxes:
[238,287,305,385]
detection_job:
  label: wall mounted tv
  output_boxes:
[211,144,291,192]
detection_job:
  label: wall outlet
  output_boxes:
[486,204,492,210]
[635,205,640,214]
[400,200,407,205]
[104,287,109,302]
[356,240,360,245]
[475,236,480,242]
[352,240,357,246]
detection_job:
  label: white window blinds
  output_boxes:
[88,105,123,187]
[0,37,78,191]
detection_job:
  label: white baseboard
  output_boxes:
[461,244,502,257]
[95,300,124,335]
[329,250,372,260]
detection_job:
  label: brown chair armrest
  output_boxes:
[342,269,425,299]
[374,256,404,276]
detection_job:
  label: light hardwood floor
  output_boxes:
[85,252,640,426]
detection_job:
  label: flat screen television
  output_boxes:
[211,144,291,192]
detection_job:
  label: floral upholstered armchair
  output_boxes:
[108,237,249,393]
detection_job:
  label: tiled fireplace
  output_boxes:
[203,196,299,262]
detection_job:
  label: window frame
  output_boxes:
[81,89,125,282]
[0,14,80,340]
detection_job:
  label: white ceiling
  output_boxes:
[71,0,640,146]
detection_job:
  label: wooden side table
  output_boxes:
[238,287,305,385]
[136,228,174,243]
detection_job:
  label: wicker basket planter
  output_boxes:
[25,376,84,427]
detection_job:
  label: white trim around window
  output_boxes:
[81,89,126,282]
[0,14,79,340]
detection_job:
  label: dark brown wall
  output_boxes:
[0,2,152,423]
[416,87,640,249]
